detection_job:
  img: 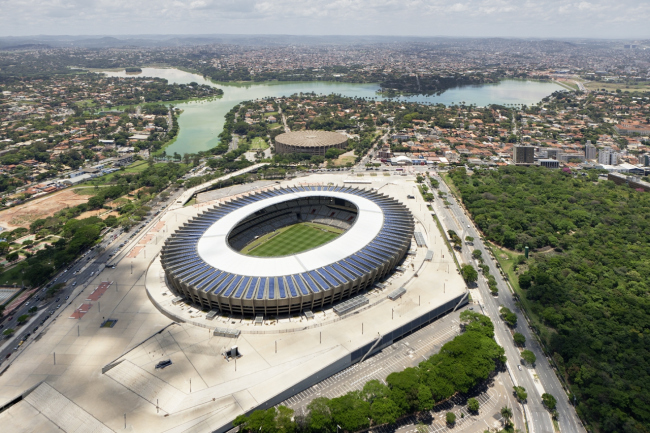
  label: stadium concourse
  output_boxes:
[0,170,467,433]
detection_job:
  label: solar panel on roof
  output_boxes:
[268,278,275,300]
[214,274,235,296]
[356,252,383,267]
[245,277,259,299]
[308,270,330,290]
[323,266,348,283]
[286,276,298,297]
[337,261,362,277]
[301,273,320,293]
[332,263,355,281]
[317,268,339,286]
[198,271,221,291]
[278,277,287,299]
[234,276,251,298]
[222,275,242,297]
[189,269,215,286]
[294,275,309,295]
[256,277,267,299]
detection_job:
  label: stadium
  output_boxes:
[274,130,348,156]
[161,185,414,316]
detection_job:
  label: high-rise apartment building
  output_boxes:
[598,146,619,165]
[513,145,535,165]
[585,141,597,160]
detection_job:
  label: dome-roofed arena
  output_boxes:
[161,185,414,316]
[274,130,348,156]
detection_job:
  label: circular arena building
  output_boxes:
[160,186,414,316]
[275,130,348,156]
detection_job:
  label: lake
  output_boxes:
[102,68,563,155]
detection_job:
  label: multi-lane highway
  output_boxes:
[430,170,586,433]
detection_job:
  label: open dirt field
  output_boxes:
[0,189,92,230]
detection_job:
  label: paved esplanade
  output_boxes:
[0,172,467,433]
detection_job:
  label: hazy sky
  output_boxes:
[0,0,648,38]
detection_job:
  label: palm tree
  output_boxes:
[501,406,513,427]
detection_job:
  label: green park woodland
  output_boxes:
[449,166,650,433]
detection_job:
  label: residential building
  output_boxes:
[585,141,597,160]
[513,145,534,165]
[598,147,619,165]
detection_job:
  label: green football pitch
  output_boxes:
[244,223,342,257]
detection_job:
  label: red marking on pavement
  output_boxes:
[150,221,166,233]
[69,303,92,319]
[87,281,112,302]
[138,234,153,245]
[127,246,143,258]
[4,288,38,315]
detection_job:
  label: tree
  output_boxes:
[513,332,526,347]
[472,249,482,260]
[501,406,513,426]
[6,251,19,262]
[28,306,38,315]
[465,236,474,243]
[275,405,296,433]
[460,264,478,283]
[362,379,389,403]
[306,397,332,432]
[467,397,479,413]
[370,398,401,425]
[521,350,536,366]
[17,314,29,324]
[500,307,518,328]
[459,310,494,338]
[446,412,456,425]
[416,384,434,411]
[3,328,15,337]
[513,386,527,402]
[541,393,557,411]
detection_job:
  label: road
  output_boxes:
[430,171,585,433]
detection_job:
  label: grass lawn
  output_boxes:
[584,81,650,92]
[74,161,171,189]
[250,137,269,150]
[243,222,342,257]
[330,154,356,167]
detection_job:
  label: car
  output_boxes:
[155,359,173,369]
[65,296,69,300]
[25,302,29,306]
[467,225,470,228]
[517,365,522,371]
[56,304,61,309]
[72,282,77,286]
[55,297,60,302]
